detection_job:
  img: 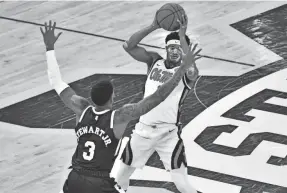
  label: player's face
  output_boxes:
[166,44,182,63]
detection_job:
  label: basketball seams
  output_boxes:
[169,3,178,13]
[157,3,186,31]
[157,9,174,24]
[172,4,181,21]
[168,14,176,31]
[169,4,180,31]
[157,8,174,12]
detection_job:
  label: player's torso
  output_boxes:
[139,59,189,125]
[72,106,118,172]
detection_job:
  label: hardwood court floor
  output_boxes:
[0,1,283,109]
[1,1,287,193]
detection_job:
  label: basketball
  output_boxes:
[156,3,186,31]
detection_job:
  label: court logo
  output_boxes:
[181,67,287,192]
[115,68,287,193]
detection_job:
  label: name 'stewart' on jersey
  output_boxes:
[76,125,112,147]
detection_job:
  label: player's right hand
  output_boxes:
[181,43,202,65]
[177,14,188,39]
[40,20,62,51]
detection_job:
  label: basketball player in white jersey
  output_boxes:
[40,20,200,193]
[114,13,202,193]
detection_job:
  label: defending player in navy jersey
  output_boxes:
[40,20,201,193]
[114,12,202,193]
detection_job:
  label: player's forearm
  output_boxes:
[156,62,189,100]
[46,50,69,94]
[179,34,189,53]
[186,63,199,82]
[179,34,198,81]
[125,24,158,49]
[115,64,188,122]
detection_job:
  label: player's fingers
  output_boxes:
[56,32,62,41]
[52,21,56,31]
[187,43,192,52]
[44,22,48,32]
[183,14,188,26]
[191,43,198,53]
[177,19,182,26]
[49,20,52,30]
[40,27,44,36]
[182,14,186,24]
[185,14,188,25]
[194,48,202,56]
[195,55,202,60]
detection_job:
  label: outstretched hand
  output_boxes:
[40,20,62,51]
[181,43,202,65]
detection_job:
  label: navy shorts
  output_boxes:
[63,169,123,193]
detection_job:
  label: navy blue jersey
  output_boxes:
[71,106,119,172]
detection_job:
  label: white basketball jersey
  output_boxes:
[139,59,191,126]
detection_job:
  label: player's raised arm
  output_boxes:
[112,43,201,139]
[40,21,90,123]
[177,14,201,89]
[123,11,162,68]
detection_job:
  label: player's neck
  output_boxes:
[165,60,180,69]
[94,105,111,112]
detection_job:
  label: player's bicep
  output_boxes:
[59,87,90,116]
[123,43,159,66]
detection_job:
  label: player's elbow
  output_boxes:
[123,41,129,51]
[186,67,199,81]
[187,72,199,82]
[122,41,135,52]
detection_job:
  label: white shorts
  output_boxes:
[120,122,187,170]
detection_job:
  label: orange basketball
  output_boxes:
[156,3,186,31]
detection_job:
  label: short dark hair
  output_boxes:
[165,32,190,45]
[90,80,113,106]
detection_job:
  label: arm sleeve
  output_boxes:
[46,50,69,94]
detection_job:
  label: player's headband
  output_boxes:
[166,39,180,47]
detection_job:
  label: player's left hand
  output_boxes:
[177,14,188,38]
[40,20,62,51]
[181,43,202,65]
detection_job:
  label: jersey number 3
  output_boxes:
[83,141,95,161]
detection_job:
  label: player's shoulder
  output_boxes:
[148,52,163,69]
[77,105,93,123]
[149,51,163,61]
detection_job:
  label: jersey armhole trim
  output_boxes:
[147,56,163,75]
[78,105,92,123]
[114,138,122,157]
[183,74,192,90]
[110,110,116,129]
